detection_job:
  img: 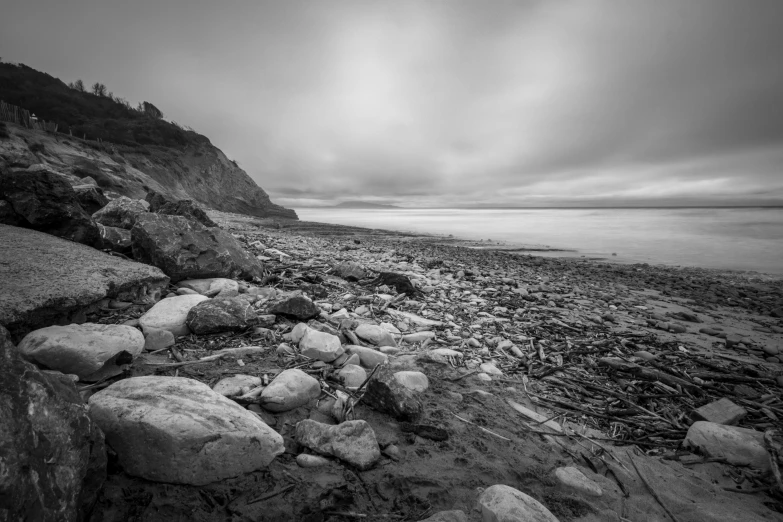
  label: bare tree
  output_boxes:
[74,79,85,92]
[91,82,107,96]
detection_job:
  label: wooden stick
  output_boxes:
[451,412,511,441]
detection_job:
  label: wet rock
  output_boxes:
[143,328,175,351]
[401,331,436,343]
[363,363,423,421]
[73,184,109,214]
[299,327,344,362]
[92,196,148,230]
[296,454,332,468]
[336,364,367,388]
[18,323,144,380]
[393,371,429,392]
[332,261,367,281]
[213,374,263,396]
[131,213,265,282]
[355,323,397,347]
[186,296,258,334]
[138,294,209,336]
[419,510,469,522]
[478,484,559,522]
[0,225,168,341]
[346,345,389,369]
[260,368,321,412]
[295,419,381,471]
[88,376,284,485]
[270,294,320,321]
[146,190,218,227]
[554,466,602,497]
[0,167,100,246]
[0,325,106,522]
[684,421,770,471]
[97,223,132,253]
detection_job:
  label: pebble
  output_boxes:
[336,364,367,388]
[296,454,331,468]
[295,419,381,470]
[212,374,262,397]
[554,466,602,497]
[260,369,321,412]
[143,328,175,352]
[478,484,559,522]
[299,327,344,362]
[138,294,209,336]
[393,371,430,392]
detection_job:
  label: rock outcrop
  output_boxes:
[0,166,100,246]
[92,196,148,229]
[146,190,218,227]
[130,213,265,282]
[0,325,106,522]
[0,224,168,342]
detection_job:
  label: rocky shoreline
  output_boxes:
[2,179,783,521]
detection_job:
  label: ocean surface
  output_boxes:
[295,207,783,276]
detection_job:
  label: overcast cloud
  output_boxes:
[2,0,782,206]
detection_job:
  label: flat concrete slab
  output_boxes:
[0,225,168,341]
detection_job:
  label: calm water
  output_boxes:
[295,207,783,275]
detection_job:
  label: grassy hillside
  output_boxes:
[0,62,207,149]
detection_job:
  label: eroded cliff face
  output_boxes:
[0,124,297,219]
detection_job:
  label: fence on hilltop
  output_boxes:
[0,99,59,133]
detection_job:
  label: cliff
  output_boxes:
[0,63,296,219]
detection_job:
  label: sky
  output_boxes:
[2,0,783,207]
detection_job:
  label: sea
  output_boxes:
[294,207,783,276]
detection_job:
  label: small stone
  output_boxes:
[185,297,258,335]
[763,345,780,356]
[212,374,263,397]
[260,369,321,412]
[296,454,332,468]
[363,363,423,421]
[295,419,381,471]
[692,398,747,426]
[419,348,463,365]
[633,350,657,361]
[355,323,397,347]
[478,484,559,522]
[480,362,503,376]
[336,364,367,388]
[299,328,344,362]
[345,345,389,369]
[393,371,429,392]
[554,466,602,497]
[139,294,209,336]
[276,343,296,356]
[270,294,320,321]
[143,328,175,351]
[401,331,436,343]
[476,372,493,382]
[382,444,402,461]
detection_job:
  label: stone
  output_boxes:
[0,168,100,246]
[332,262,367,281]
[178,277,239,296]
[684,421,770,471]
[355,323,397,347]
[363,363,423,421]
[73,184,109,214]
[296,454,332,468]
[554,467,602,497]
[213,374,263,396]
[345,345,389,369]
[290,322,309,343]
[92,196,148,229]
[97,223,132,253]
[419,348,463,365]
[18,323,144,381]
[478,484,559,522]
[138,294,209,336]
[691,398,747,426]
[480,362,504,376]
[0,226,168,342]
[131,213,265,282]
[0,325,106,522]
[270,294,320,321]
[393,371,429,392]
[295,419,381,471]
[419,510,469,522]
[143,328,175,351]
[89,376,284,485]
[146,190,218,227]
[763,345,780,356]
[299,327,344,362]
[260,368,321,412]
[401,331,436,343]
[336,364,367,388]
[186,296,258,334]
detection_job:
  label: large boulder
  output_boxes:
[186,296,258,335]
[131,213,264,282]
[0,224,169,342]
[88,376,284,485]
[73,184,109,214]
[478,485,559,522]
[0,325,106,521]
[92,196,148,230]
[295,419,381,470]
[684,421,771,471]
[138,294,210,336]
[0,167,100,246]
[146,190,218,228]
[17,323,144,381]
[260,368,321,412]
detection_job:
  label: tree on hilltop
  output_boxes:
[141,101,163,119]
[91,82,107,96]
[70,79,85,92]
